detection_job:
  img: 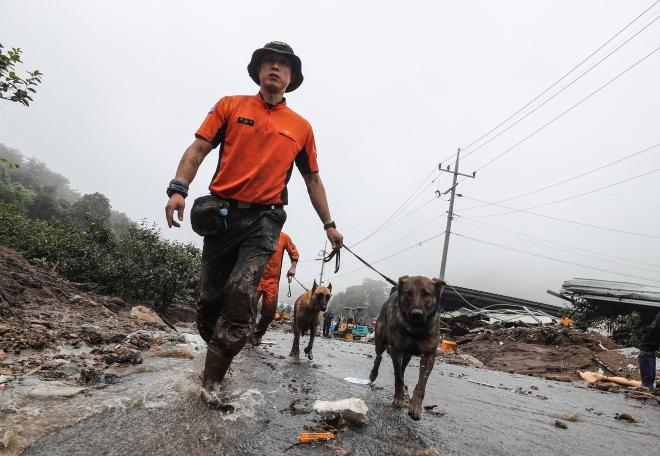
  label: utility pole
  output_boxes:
[318,241,328,285]
[438,148,476,280]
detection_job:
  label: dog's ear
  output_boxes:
[312,279,318,294]
[327,283,332,293]
[432,278,446,296]
[397,276,410,295]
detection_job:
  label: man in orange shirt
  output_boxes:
[247,231,299,347]
[164,42,343,397]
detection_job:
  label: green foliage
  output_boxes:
[71,192,111,224]
[564,299,657,347]
[330,278,391,319]
[616,312,645,348]
[0,44,43,106]
[0,212,201,309]
[1,144,82,203]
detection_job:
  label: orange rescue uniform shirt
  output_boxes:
[195,93,319,205]
[261,232,299,283]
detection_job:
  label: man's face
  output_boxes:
[257,53,295,94]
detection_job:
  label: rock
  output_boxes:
[458,354,484,368]
[588,382,619,393]
[102,331,128,343]
[104,373,120,384]
[79,325,103,344]
[0,350,6,362]
[0,374,15,384]
[545,375,571,382]
[291,404,310,414]
[29,385,86,398]
[111,297,126,307]
[130,306,164,324]
[314,398,368,422]
[554,420,568,429]
[103,347,143,365]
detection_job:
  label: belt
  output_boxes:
[225,198,283,211]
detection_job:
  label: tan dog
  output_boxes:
[289,280,332,364]
[369,275,445,420]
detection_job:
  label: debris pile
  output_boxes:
[438,307,645,382]
[0,246,197,386]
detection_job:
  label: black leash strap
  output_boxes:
[322,247,341,274]
[342,245,397,287]
[288,276,309,297]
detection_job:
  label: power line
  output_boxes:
[462,151,660,209]
[454,218,660,273]
[460,142,660,212]
[454,217,660,269]
[339,215,443,270]
[453,232,660,284]
[346,165,438,235]
[461,195,660,240]
[459,10,660,161]
[465,42,660,177]
[299,232,444,281]
[438,1,660,168]
[464,167,660,217]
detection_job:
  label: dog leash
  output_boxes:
[287,276,309,297]
[322,247,341,273]
[341,245,397,287]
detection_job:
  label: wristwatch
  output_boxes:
[323,221,336,230]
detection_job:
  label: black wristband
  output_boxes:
[166,179,189,199]
[323,221,336,230]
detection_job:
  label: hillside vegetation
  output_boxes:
[0,143,200,309]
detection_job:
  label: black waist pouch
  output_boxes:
[190,195,229,237]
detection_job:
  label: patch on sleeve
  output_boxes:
[208,103,217,114]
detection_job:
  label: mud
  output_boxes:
[454,327,642,381]
[11,329,659,456]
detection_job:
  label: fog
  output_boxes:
[2,0,659,305]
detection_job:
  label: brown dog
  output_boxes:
[369,275,445,420]
[289,280,332,364]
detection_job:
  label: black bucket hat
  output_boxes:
[247,41,303,93]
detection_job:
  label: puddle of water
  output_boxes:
[0,339,206,456]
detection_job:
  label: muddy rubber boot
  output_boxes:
[252,315,274,347]
[639,356,656,390]
[202,348,233,393]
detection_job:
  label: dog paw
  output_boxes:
[369,372,377,383]
[408,405,422,421]
[303,347,311,354]
[392,396,404,407]
[307,352,313,360]
[294,357,301,364]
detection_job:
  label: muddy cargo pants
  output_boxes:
[639,310,660,388]
[197,207,285,371]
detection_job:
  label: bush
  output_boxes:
[0,212,201,309]
[564,299,657,348]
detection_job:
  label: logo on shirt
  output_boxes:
[208,103,217,114]
[238,117,255,126]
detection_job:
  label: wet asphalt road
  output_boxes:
[23,329,660,455]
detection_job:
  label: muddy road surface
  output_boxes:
[16,329,660,456]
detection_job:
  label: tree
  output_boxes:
[0,44,43,106]
[330,278,391,319]
[72,192,112,223]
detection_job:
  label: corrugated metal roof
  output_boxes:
[559,278,660,307]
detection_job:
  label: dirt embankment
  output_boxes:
[451,326,640,382]
[0,246,197,383]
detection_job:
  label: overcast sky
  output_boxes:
[2,1,660,306]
